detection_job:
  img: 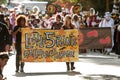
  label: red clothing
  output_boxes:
[88,15,99,27]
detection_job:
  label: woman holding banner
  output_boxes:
[13,15,28,73]
[62,15,76,71]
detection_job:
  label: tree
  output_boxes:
[0,0,6,5]
[38,0,113,15]
[77,0,113,16]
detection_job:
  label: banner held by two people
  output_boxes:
[21,28,79,62]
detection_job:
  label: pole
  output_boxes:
[106,0,109,11]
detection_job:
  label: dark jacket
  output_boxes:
[115,30,120,55]
[13,26,22,55]
[51,22,63,30]
[0,21,10,52]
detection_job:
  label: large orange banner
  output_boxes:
[21,28,79,62]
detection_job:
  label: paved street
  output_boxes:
[3,51,120,80]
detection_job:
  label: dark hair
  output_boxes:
[0,54,9,60]
[56,15,61,20]
[0,14,5,23]
[0,14,4,19]
[17,16,26,26]
[73,15,79,21]
[32,19,40,24]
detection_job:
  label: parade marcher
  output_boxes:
[62,15,76,71]
[111,14,120,57]
[89,15,99,28]
[0,53,9,80]
[10,13,16,30]
[99,12,115,55]
[51,14,63,30]
[72,14,81,29]
[9,13,16,53]
[72,14,87,53]
[0,14,10,80]
[111,14,120,52]
[0,14,11,53]
[41,14,51,29]
[5,17,13,46]
[115,24,120,58]
[86,8,96,27]
[13,15,28,72]
[31,19,40,28]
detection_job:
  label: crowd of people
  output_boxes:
[0,4,120,79]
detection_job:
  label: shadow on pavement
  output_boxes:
[79,58,120,67]
[79,74,120,80]
[79,53,120,66]
[14,71,81,77]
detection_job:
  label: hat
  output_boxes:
[90,8,95,15]
[0,53,9,60]
[104,12,111,18]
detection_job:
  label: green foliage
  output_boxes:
[77,0,113,16]
[0,0,6,4]
[71,0,79,2]
[38,0,78,3]
[31,0,114,16]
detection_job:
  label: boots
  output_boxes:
[66,62,70,71]
[71,62,75,71]
[20,62,24,72]
[66,62,75,71]
[16,61,24,72]
[15,68,19,72]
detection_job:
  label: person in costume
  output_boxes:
[99,12,115,55]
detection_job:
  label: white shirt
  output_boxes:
[99,18,115,49]
[99,18,114,28]
[72,21,80,29]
